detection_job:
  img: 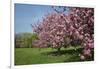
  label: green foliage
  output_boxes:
[15,33,38,48]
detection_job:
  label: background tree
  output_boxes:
[15,33,38,48]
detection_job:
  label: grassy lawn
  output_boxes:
[15,47,92,65]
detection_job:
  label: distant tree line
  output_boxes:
[15,33,38,48]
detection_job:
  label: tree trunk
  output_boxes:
[57,48,61,53]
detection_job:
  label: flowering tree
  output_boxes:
[32,6,94,60]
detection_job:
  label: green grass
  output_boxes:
[15,47,92,65]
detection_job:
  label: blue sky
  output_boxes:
[15,4,69,34]
[15,4,55,34]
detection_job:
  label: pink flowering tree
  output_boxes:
[32,6,94,60]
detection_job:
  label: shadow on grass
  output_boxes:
[41,47,94,62]
[40,47,83,62]
[41,47,83,56]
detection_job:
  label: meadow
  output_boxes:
[15,46,93,65]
